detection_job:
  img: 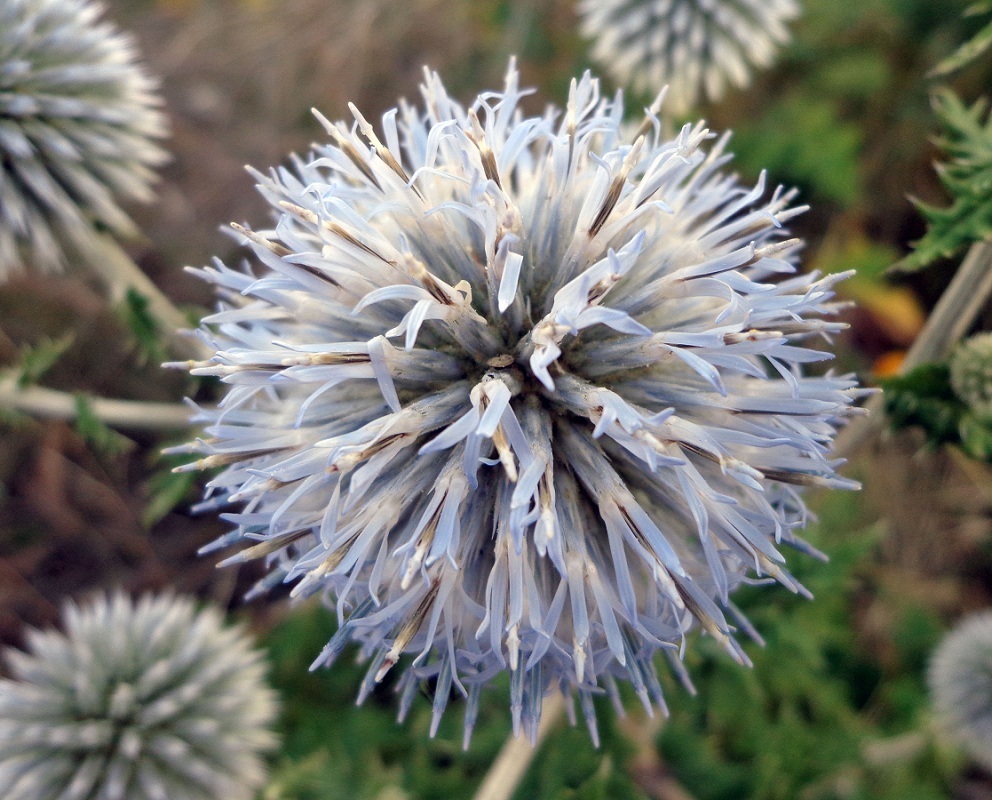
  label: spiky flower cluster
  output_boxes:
[929,611,992,770]
[177,64,861,745]
[950,333,992,420]
[0,593,278,800]
[579,0,799,113]
[0,0,167,276]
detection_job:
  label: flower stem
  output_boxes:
[0,376,191,430]
[472,692,565,800]
[833,238,992,460]
[65,226,210,360]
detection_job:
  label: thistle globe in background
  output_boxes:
[929,611,992,771]
[950,332,992,421]
[0,0,167,277]
[579,0,799,114]
[0,593,278,800]
[176,63,862,745]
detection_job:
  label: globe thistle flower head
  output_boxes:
[950,333,992,420]
[0,592,278,800]
[175,62,862,745]
[929,610,992,770]
[579,0,800,114]
[0,0,167,277]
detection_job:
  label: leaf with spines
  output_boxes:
[903,89,992,271]
[930,2,992,77]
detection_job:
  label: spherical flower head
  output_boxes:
[0,592,278,800]
[176,62,861,746]
[950,333,992,421]
[929,610,992,770]
[0,0,167,277]
[579,0,799,114]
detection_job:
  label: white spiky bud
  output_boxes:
[0,0,168,277]
[929,610,992,771]
[0,592,278,800]
[950,333,992,420]
[579,0,800,114]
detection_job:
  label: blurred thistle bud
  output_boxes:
[579,0,799,114]
[0,0,167,278]
[929,610,992,771]
[174,62,862,745]
[0,592,278,800]
[950,332,992,420]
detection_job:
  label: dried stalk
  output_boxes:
[832,238,992,460]
[0,376,191,431]
[472,693,564,800]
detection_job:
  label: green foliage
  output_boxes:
[263,605,502,800]
[142,451,198,527]
[657,493,953,800]
[14,335,74,388]
[262,604,649,800]
[73,395,132,456]
[904,90,992,269]
[732,94,862,205]
[882,362,992,458]
[514,707,645,800]
[930,2,992,76]
[117,288,166,366]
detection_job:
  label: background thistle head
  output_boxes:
[950,332,992,421]
[929,610,992,772]
[579,0,800,114]
[0,592,278,800]
[0,0,167,278]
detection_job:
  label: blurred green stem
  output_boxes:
[472,692,564,800]
[0,376,191,430]
[833,238,992,459]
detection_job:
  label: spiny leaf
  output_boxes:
[929,17,992,76]
[881,362,992,461]
[902,89,992,270]
[881,363,963,445]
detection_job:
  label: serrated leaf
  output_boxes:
[930,17,992,76]
[902,90,992,270]
[15,335,74,388]
[883,363,992,464]
[73,395,133,456]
